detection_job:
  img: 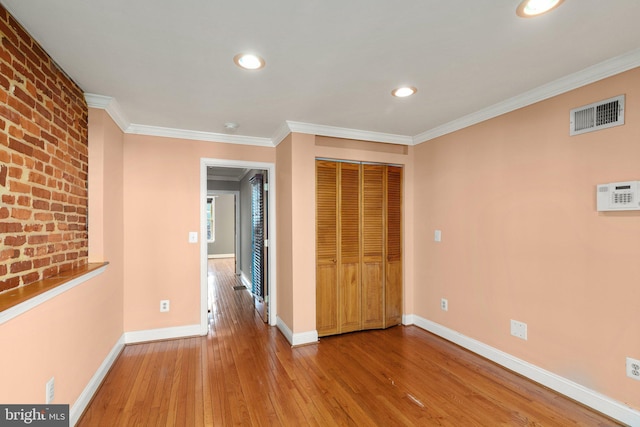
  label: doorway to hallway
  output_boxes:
[200,158,277,334]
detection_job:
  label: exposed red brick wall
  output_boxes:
[0,5,88,293]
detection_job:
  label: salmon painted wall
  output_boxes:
[122,133,275,332]
[413,68,640,409]
[0,108,125,406]
[275,134,294,328]
[289,133,316,334]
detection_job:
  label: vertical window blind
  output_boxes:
[250,174,265,299]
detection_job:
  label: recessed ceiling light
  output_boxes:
[233,53,265,70]
[516,0,564,17]
[392,86,417,98]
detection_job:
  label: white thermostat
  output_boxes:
[597,181,640,211]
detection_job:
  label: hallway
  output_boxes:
[78,259,619,426]
[206,257,260,332]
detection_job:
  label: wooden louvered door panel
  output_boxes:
[361,164,384,330]
[316,160,402,337]
[316,161,339,336]
[385,166,403,327]
[338,163,362,333]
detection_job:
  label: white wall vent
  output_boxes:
[570,95,624,136]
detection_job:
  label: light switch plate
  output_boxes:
[188,231,198,243]
[434,230,442,242]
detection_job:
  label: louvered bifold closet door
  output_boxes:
[316,161,339,336]
[316,160,402,337]
[385,166,403,327]
[361,164,384,330]
[339,163,362,333]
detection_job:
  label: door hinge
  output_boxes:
[264,183,269,191]
[264,239,269,247]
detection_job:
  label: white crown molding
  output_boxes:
[409,315,640,426]
[126,123,274,147]
[286,120,413,145]
[84,93,111,109]
[413,48,640,144]
[85,94,275,147]
[271,121,292,146]
[86,49,640,148]
[84,93,130,133]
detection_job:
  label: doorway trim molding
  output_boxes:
[200,158,277,333]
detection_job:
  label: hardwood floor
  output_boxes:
[78,258,621,426]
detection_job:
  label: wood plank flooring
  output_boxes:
[78,258,621,426]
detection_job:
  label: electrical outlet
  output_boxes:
[160,300,170,312]
[626,357,640,380]
[46,377,55,404]
[510,319,527,340]
[434,230,442,242]
[440,298,448,311]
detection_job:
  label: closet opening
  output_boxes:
[315,158,403,337]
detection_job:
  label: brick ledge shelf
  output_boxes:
[0,262,109,325]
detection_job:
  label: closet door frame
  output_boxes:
[315,158,403,337]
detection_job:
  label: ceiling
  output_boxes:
[3,1,640,145]
[207,167,248,181]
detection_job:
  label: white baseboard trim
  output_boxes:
[276,316,318,346]
[409,314,640,426]
[70,324,206,424]
[402,313,416,326]
[276,316,293,343]
[207,253,235,259]
[240,271,251,289]
[124,324,204,344]
[70,335,125,426]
